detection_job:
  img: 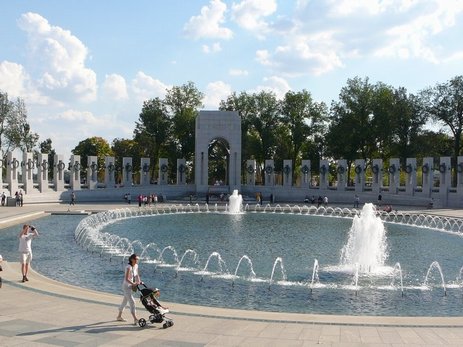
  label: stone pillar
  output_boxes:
[300,160,311,188]
[388,158,400,194]
[405,158,417,195]
[37,153,48,193]
[354,159,365,193]
[70,155,81,191]
[104,156,115,187]
[21,152,34,194]
[439,156,451,194]
[283,160,292,186]
[457,156,463,195]
[245,159,256,185]
[140,158,150,186]
[264,160,275,186]
[86,156,98,189]
[158,158,168,185]
[122,157,133,186]
[336,159,347,191]
[177,159,187,185]
[6,152,20,195]
[371,159,383,194]
[422,157,433,197]
[53,154,65,191]
[319,160,329,190]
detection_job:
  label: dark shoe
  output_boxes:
[0,277,2,288]
[21,276,26,283]
[24,276,29,281]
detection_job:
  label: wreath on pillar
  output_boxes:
[90,162,98,172]
[388,164,396,174]
[11,159,19,169]
[354,165,362,174]
[74,162,81,172]
[320,164,327,175]
[57,161,65,171]
[283,165,291,175]
[125,163,133,173]
[405,164,413,174]
[26,160,34,170]
[337,166,345,174]
[160,164,168,173]
[42,160,48,171]
[178,164,186,173]
[301,165,310,174]
[457,162,463,173]
[372,164,379,174]
[142,163,150,173]
[439,163,446,173]
[265,165,273,174]
[422,163,429,174]
[246,165,254,174]
[107,163,115,173]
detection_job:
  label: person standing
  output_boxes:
[117,253,141,325]
[18,224,39,282]
[70,191,76,206]
[377,193,382,206]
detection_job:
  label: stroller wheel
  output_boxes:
[162,323,168,329]
[138,318,147,328]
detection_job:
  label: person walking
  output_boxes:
[116,253,142,325]
[70,191,76,206]
[18,224,39,282]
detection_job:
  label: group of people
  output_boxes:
[0,191,24,207]
[304,195,329,207]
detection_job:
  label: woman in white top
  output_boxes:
[117,253,141,324]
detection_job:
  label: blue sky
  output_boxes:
[1,0,463,158]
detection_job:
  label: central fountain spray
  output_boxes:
[340,203,388,273]
[228,189,243,214]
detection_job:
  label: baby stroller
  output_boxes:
[136,283,174,328]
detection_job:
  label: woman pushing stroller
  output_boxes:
[116,253,142,325]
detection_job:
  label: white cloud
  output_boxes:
[231,0,277,35]
[254,76,291,99]
[203,81,232,109]
[443,51,463,63]
[202,42,222,54]
[373,1,463,63]
[102,74,128,100]
[17,12,97,103]
[184,0,233,40]
[131,71,170,102]
[255,31,343,76]
[229,68,249,76]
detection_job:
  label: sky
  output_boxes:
[1,0,463,159]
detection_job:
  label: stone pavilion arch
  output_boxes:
[195,111,241,194]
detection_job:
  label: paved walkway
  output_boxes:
[1,202,463,346]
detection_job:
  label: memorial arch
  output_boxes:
[195,111,241,194]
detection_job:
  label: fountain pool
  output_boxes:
[1,203,462,316]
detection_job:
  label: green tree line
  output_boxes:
[3,75,463,184]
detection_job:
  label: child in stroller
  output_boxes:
[136,283,174,328]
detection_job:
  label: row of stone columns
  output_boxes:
[1,152,187,194]
[246,157,460,196]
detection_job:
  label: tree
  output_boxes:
[326,77,375,175]
[72,137,113,181]
[134,97,171,178]
[0,92,38,153]
[38,138,56,178]
[280,90,328,180]
[111,138,138,183]
[421,75,463,184]
[164,82,204,161]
